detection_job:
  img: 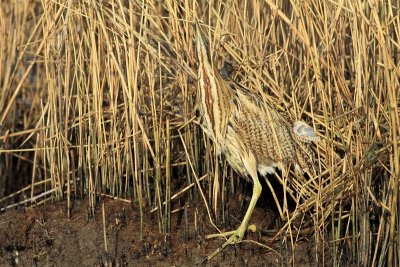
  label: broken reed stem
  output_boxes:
[150,175,207,213]
[102,202,108,253]
[165,119,171,233]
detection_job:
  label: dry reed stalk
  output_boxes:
[0,0,399,265]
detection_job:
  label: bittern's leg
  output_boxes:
[206,152,261,260]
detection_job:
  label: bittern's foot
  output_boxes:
[205,224,257,261]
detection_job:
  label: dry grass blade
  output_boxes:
[0,0,399,266]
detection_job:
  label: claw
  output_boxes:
[205,224,257,260]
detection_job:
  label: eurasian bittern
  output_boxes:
[195,21,319,259]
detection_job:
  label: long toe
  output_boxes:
[206,227,247,260]
[206,224,257,240]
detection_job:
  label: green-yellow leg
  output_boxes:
[206,155,262,260]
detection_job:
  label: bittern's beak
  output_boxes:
[194,19,210,61]
[194,19,202,42]
[195,20,204,51]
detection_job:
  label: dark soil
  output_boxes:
[0,192,318,266]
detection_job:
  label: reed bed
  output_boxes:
[0,0,399,265]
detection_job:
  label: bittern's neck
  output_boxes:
[198,59,231,141]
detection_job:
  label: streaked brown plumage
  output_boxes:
[195,21,319,259]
